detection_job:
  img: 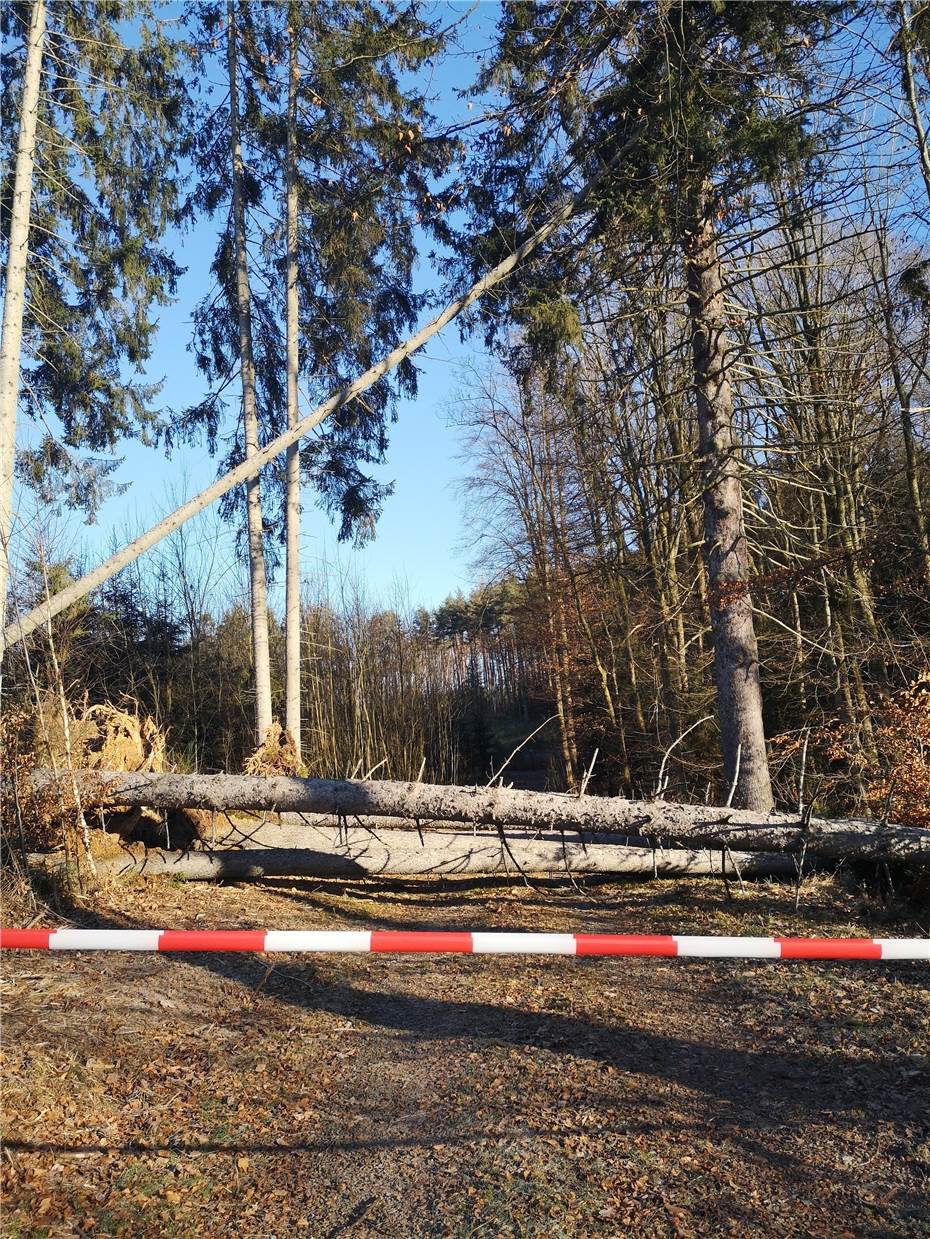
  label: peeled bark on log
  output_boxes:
[203,818,662,850]
[198,814,692,850]
[28,770,930,866]
[30,830,800,879]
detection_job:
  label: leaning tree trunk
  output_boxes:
[685,188,773,812]
[32,771,930,865]
[227,0,273,744]
[2,126,646,651]
[283,8,302,756]
[0,0,46,639]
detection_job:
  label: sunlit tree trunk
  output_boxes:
[227,0,273,743]
[685,190,773,811]
[284,7,302,756]
[0,0,46,639]
[897,0,930,209]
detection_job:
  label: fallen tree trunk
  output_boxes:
[29,770,930,865]
[196,816,663,850]
[29,831,801,879]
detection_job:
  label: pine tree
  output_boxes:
[226,0,274,743]
[0,0,44,637]
[283,3,301,753]
[0,0,190,634]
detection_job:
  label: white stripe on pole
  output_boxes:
[877,938,930,960]
[472,932,577,954]
[49,929,163,951]
[674,935,781,958]
[263,930,372,953]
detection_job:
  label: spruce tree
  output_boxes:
[176,0,452,749]
[227,0,274,743]
[0,0,190,633]
[456,0,848,809]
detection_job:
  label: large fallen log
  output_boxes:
[29,770,930,865]
[30,830,800,879]
[194,814,670,849]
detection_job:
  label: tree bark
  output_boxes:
[30,833,800,880]
[875,215,930,590]
[284,8,302,755]
[898,0,930,210]
[685,190,773,811]
[227,0,273,744]
[2,124,644,652]
[31,771,930,865]
[0,0,46,637]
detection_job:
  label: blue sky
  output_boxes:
[18,1,503,614]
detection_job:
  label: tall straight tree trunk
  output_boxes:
[227,0,273,744]
[684,190,773,811]
[284,7,302,756]
[898,0,930,209]
[0,0,46,638]
[876,220,930,589]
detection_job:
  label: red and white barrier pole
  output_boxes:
[1,929,928,959]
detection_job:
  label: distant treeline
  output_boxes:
[7,542,929,825]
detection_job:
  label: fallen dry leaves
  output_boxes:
[1,874,928,1237]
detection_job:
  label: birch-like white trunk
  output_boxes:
[284,11,302,756]
[227,0,273,743]
[0,0,46,637]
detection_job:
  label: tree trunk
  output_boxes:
[2,122,639,651]
[284,9,302,756]
[684,191,773,811]
[898,0,930,209]
[33,835,800,880]
[0,0,46,638]
[228,0,273,744]
[33,771,930,865]
[876,216,930,590]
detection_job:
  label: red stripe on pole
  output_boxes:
[575,934,679,956]
[158,930,267,952]
[776,937,882,960]
[0,928,52,949]
[370,931,473,953]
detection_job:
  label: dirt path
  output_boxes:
[2,876,928,1238]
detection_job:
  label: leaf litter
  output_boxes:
[1,873,928,1237]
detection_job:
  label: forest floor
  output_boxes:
[1,873,928,1239]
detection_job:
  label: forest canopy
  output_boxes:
[2,0,929,825]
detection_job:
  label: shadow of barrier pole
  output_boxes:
[2,928,929,959]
